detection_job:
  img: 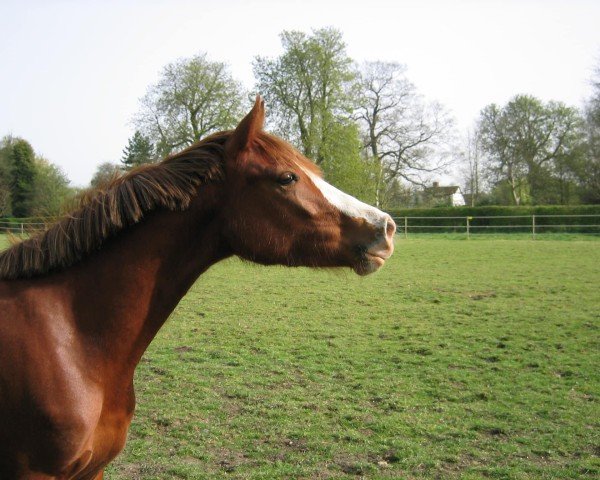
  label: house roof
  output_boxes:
[424,185,461,196]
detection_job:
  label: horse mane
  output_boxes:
[0,132,229,281]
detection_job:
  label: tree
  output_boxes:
[478,95,584,205]
[121,131,155,170]
[581,60,600,203]
[91,162,122,188]
[458,127,485,206]
[0,136,76,217]
[30,157,73,216]
[355,61,454,208]
[319,121,376,202]
[9,138,36,217]
[253,28,356,164]
[0,137,14,216]
[0,185,9,216]
[550,139,587,204]
[134,53,245,157]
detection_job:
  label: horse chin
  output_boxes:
[352,253,386,276]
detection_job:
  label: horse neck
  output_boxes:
[63,183,230,372]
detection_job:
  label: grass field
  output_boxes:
[1,235,599,478]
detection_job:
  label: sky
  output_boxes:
[1,0,599,186]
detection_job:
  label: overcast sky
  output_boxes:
[1,0,599,186]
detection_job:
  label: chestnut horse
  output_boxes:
[0,97,395,479]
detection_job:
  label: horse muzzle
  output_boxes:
[352,215,396,276]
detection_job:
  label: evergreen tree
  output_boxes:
[9,139,36,217]
[121,131,155,169]
[0,137,13,215]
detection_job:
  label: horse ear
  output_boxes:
[226,95,265,156]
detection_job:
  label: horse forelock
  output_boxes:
[0,133,229,281]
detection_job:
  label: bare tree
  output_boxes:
[581,58,600,203]
[355,61,454,208]
[458,127,485,206]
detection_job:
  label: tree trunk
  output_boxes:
[508,165,521,205]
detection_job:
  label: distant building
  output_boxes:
[423,181,466,207]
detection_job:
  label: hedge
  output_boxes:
[386,205,600,234]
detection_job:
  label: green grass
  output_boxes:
[1,235,599,478]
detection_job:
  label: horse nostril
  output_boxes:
[385,216,396,240]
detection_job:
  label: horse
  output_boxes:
[0,96,395,479]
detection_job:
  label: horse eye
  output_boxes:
[278,172,298,186]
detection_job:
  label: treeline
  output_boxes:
[0,136,74,218]
[94,28,456,207]
[105,27,599,208]
[2,28,599,216]
[460,94,599,206]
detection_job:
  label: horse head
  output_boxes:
[220,96,395,275]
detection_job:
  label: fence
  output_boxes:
[391,214,600,238]
[2,215,600,238]
[0,219,50,235]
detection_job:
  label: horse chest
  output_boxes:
[0,391,134,479]
[56,381,136,477]
[80,406,133,477]
[0,323,135,478]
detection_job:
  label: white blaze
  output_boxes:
[300,166,388,227]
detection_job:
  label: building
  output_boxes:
[422,181,466,207]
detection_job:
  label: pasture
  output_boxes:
[2,235,599,478]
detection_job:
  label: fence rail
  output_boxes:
[1,215,600,238]
[391,214,600,238]
[0,220,49,234]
